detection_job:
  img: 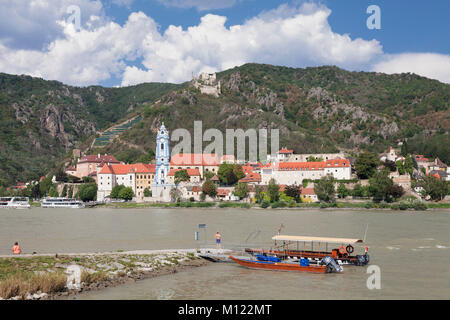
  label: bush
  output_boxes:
[260,200,270,208]
[271,201,287,208]
[413,202,427,211]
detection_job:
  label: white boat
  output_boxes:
[41,197,85,208]
[0,197,31,209]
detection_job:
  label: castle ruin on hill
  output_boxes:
[192,72,221,97]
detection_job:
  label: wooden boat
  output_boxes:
[245,235,370,266]
[229,256,330,273]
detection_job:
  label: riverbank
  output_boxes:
[97,200,450,210]
[0,249,214,300]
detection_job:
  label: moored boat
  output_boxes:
[0,197,31,209]
[245,235,370,266]
[41,197,85,208]
[229,255,341,273]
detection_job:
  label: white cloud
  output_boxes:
[372,53,450,84]
[1,2,447,87]
[157,0,238,11]
[0,12,157,86]
[0,0,104,50]
[122,3,383,85]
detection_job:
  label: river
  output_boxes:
[1,207,449,299]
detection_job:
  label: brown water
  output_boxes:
[1,207,449,299]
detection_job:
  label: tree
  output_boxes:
[202,179,217,198]
[77,183,97,202]
[355,152,380,179]
[60,185,68,197]
[55,170,68,182]
[31,183,41,199]
[110,185,125,199]
[254,185,265,204]
[233,183,249,199]
[68,186,73,198]
[174,169,190,184]
[169,187,182,202]
[369,169,393,202]
[420,176,447,201]
[217,163,242,185]
[284,184,301,202]
[143,188,151,197]
[388,184,404,200]
[118,187,134,201]
[267,178,280,203]
[383,160,396,172]
[48,186,59,197]
[314,175,336,203]
[337,183,349,199]
[403,155,414,176]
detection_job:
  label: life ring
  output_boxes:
[346,245,354,254]
[339,246,346,254]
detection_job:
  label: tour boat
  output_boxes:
[0,197,31,209]
[41,197,85,208]
[229,255,342,273]
[245,235,370,266]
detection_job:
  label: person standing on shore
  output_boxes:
[215,231,222,249]
[12,242,21,255]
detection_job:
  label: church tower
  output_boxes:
[153,123,170,185]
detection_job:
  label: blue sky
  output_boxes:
[0,0,448,86]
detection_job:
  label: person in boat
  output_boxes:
[12,242,21,255]
[215,231,222,249]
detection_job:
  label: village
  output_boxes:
[3,119,445,210]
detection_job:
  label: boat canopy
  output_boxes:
[272,235,363,244]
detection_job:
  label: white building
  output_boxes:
[261,159,351,185]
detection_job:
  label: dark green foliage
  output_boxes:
[355,152,380,179]
[77,183,97,202]
[118,187,134,201]
[233,182,249,199]
[314,175,336,203]
[202,179,217,198]
[267,178,280,203]
[174,169,190,184]
[284,184,301,202]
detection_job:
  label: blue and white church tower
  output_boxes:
[152,123,173,201]
[153,123,170,185]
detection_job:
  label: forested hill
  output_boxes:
[102,64,449,166]
[1,63,449,186]
[0,73,178,186]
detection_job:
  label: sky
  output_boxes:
[0,0,448,87]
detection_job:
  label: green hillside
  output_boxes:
[0,64,449,186]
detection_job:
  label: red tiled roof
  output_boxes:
[275,159,350,171]
[301,188,316,195]
[241,165,254,175]
[415,155,429,162]
[217,188,231,196]
[78,154,120,164]
[170,153,220,166]
[238,172,261,183]
[192,186,202,192]
[66,166,76,171]
[277,148,294,154]
[167,168,201,176]
[98,163,155,175]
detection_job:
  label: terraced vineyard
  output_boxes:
[93,116,143,147]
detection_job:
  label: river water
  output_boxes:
[1,207,449,299]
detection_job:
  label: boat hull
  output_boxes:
[245,248,367,266]
[229,256,327,273]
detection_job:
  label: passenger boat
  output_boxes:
[41,197,85,208]
[0,197,31,209]
[245,235,370,266]
[229,255,341,273]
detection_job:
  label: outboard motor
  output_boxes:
[321,256,343,273]
[355,254,370,266]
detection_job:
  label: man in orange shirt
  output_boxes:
[215,231,222,249]
[12,242,21,254]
